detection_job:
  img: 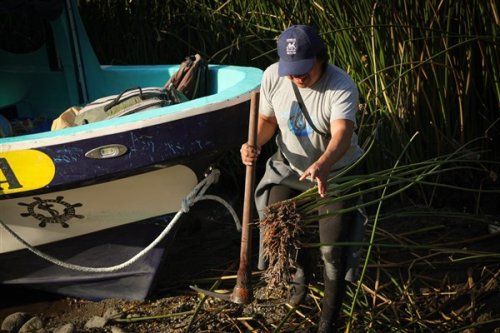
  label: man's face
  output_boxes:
[288,59,322,88]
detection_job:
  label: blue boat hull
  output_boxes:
[0,0,262,300]
[11,99,251,195]
[1,216,175,301]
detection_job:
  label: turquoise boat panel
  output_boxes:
[0,64,262,144]
[0,45,74,119]
[0,1,262,143]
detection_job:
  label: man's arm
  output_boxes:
[299,119,354,197]
[256,113,278,147]
[241,113,277,166]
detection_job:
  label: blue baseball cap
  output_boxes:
[277,25,326,77]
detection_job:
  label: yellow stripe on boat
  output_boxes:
[0,150,55,194]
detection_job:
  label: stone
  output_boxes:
[103,306,122,320]
[1,312,31,333]
[110,326,136,333]
[18,316,45,333]
[53,323,76,333]
[84,316,107,329]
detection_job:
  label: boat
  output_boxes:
[0,0,262,300]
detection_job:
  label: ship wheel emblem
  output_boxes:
[18,196,84,228]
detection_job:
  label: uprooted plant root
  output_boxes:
[259,200,304,291]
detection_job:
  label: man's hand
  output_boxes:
[240,143,261,166]
[299,162,329,198]
[299,119,355,197]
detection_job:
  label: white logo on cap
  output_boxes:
[286,38,297,55]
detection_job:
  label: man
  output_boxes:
[241,25,364,333]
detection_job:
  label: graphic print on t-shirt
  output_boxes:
[288,102,311,137]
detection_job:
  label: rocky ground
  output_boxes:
[0,288,302,333]
[1,196,500,332]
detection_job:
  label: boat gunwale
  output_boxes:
[0,65,262,151]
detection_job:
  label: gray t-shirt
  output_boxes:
[260,62,363,174]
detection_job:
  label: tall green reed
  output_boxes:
[79,0,499,173]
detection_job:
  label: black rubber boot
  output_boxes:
[316,288,343,333]
[316,318,338,333]
[288,266,308,306]
[318,248,346,333]
[287,250,313,306]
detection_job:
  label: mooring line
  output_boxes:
[0,168,241,273]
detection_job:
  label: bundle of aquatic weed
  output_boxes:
[260,199,303,290]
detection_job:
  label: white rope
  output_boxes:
[0,168,241,273]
